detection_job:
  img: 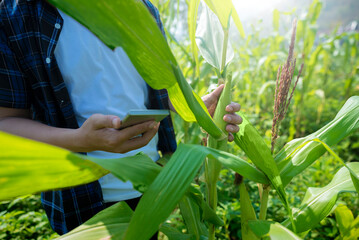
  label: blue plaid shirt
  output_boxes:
[0,0,176,234]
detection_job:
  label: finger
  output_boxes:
[203,84,225,104]
[225,102,241,112]
[226,124,239,133]
[118,121,157,141]
[228,133,234,142]
[211,84,224,99]
[120,122,160,152]
[90,114,121,129]
[223,114,242,125]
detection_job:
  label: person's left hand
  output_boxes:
[202,84,242,142]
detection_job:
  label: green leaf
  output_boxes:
[335,204,354,237]
[233,113,292,227]
[179,195,208,239]
[171,64,226,140]
[196,3,234,71]
[273,9,280,32]
[88,153,161,193]
[160,223,193,240]
[230,4,246,38]
[249,220,302,240]
[308,0,322,24]
[0,131,108,201]
[240,181,259,240]
[58,202,132,240]
[203,0,245,37]
[123,144,204,240]
[202,146,268,184]
[310,139,359,194]
[48,0,226,140]
[346,216,359,240]
[234,113,280,185]
[282,163,359,233]
[188,0,200,76]
[123,144,267,240]
[275,96,359,186]
[187,185,224,226]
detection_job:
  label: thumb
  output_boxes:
[89,114,121,129]
[210,84,224,100]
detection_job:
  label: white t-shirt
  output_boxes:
[54,10,160,202]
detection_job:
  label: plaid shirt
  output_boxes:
[0,0,176,234]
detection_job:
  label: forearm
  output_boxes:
[0,117,82,152]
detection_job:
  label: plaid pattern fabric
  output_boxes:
[0,0,176,234]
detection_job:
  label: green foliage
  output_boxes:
[1,0,358,239]
[335,204,359,240]
[0,131,108,201]
[282,163,359,233]
[195,3,234,72]
[0,195,58,240]
[249,220,302,240]
[58,202,132,240]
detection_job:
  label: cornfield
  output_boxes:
[0,0,358,239]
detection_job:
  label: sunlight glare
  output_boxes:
[234,0,283,20]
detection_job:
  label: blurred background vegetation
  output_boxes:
[1,0,358,239]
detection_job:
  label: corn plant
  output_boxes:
[1,0,359,239]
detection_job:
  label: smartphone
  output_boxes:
[119,109,170,129]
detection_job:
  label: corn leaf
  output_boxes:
[273,9,280,31]
[123,144,204,240]
[234,113,280,188]
[160,223,193,240]
[275,96,359,186]
[310,139,359,194]
[188,0,200,76]
[187,185,224,226]
[233,113,290,215]
[344,217,359,240]
[282,163,359,233]
[91,150,225,228]
[196,3,234,71]
[89,146,252,227]
[202,146,268,184]
[240,181,259,240]
[88,153,161,193]
[58,202,132,240]
[308,0,322,24]
[179,195,208,239]
[248,220,302,240]
[171,64,226,140]
[335,204,354,237]
[203,0,245,37]
[59,202,198,240]
[0,131,108,201]
[123,143,267,239]
[48,0,226,140]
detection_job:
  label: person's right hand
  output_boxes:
[75,114,160,153]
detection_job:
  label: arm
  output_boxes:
[0,107,159,153]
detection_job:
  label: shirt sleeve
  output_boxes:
[142,0,166,36]
[0,27,31,109]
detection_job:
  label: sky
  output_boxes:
[233,0,283,21]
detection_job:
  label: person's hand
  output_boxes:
[202,85,242,142]
[75,114,160,153]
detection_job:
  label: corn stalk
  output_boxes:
[202,17,233,237]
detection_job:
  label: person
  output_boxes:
[0,0,242,237]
